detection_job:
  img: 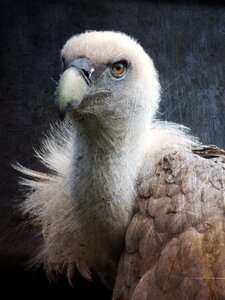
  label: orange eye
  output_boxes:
[110,61,127,79]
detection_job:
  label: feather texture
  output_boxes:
[113,148,225,299]
[16,120,196,286]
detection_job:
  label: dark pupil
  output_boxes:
[116,64,122,70]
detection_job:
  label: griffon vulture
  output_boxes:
[16,31,225,299]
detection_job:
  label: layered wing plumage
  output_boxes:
[113,147,225,300]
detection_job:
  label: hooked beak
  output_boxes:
[56,58,94,121]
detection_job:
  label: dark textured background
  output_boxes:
[0,0,225,298]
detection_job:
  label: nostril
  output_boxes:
[82,69,90,81]
[68,58,94,84]
[82,68,94,84]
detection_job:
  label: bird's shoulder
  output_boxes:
[113,145,225,300]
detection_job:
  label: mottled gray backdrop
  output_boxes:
[0,0,224,298]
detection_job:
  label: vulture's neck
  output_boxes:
[71,117,146,219]
[68,117,147,281]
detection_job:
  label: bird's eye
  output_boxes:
[110,61,127,79]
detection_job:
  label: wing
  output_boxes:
[113,146,225,300]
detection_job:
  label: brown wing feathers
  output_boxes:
[113,148,225,300]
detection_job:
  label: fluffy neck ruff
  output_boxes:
[66,114,149,285]
[18,117,196,287]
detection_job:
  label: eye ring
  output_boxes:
[110,60,127,79]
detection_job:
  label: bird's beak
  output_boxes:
[56,58,94,121]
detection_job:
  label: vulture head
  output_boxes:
[57,31,160,140]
